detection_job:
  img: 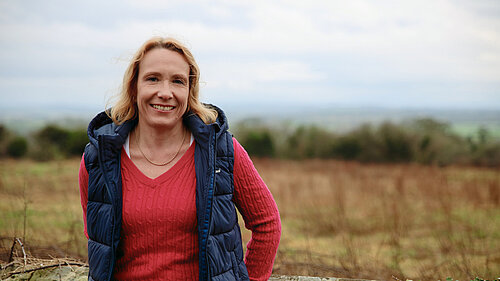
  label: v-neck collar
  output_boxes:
[120,142,195,185]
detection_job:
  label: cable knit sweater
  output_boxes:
[79,137,281,281]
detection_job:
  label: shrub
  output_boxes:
[67,130,89,156]
[240,130,275,157]
[377,122,414,162]
[36,125,70,148]
[331,136,361,160]
[344,124,383,162]
[0,124,8,157]
[32,124,87,160]
[7,136,28,158]
[286,126,335,159]
[409,118,468,165]
[0,124,6,143]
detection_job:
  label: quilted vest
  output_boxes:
[84,106,249,281]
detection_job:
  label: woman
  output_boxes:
[78,37,281,281]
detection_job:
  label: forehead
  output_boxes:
[139,48,190,75]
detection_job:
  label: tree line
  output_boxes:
[234,118,500,167]
[1,118,499,166]
[0,124,88,161]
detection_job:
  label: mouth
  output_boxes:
[151,104,175,111]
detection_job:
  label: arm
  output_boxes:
[232,138,281,281]
[78,154,89,239]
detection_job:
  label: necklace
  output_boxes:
[134,128,187,166]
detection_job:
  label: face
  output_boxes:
[136,48,190,130]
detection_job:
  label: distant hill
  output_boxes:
[1,104,499,139]
[224,105,500,139]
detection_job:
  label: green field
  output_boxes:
[452,123,500,140]
[1,158,499,280]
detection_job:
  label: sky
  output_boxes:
[0,0,499,115]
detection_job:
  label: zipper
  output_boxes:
[204,132,217,280]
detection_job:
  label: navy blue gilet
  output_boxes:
[83,106,249,281]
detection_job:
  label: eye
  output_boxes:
[173,79,186,85]
[146,76,159,82]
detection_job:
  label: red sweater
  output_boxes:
[79,138,281,281]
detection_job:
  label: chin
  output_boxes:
[139,109,185,129]
[149,118,183,129]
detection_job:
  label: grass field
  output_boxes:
[0,158,499,280]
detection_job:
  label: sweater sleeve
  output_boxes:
[78,154,89,239]
[232,138,281,281]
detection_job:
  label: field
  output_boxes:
[0,158,499,280]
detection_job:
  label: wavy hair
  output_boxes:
[108,37,217,125]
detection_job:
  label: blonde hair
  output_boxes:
[108,37,218,125]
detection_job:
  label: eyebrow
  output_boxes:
[141,71,161,78]
[141,72,188,81]
[171,73,189,81]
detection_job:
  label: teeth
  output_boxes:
[152,105,174,111]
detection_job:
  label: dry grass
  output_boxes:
[251,158,500,280]
[1,158,499,280]
[0,159,86,261]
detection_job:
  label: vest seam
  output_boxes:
[210,267,234,278]
[88,200,112,205]
[211,228,238,236]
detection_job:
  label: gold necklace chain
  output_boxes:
[134,128,187,166]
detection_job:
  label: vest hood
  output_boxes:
[87,111,136,151]
[183,104,229,144]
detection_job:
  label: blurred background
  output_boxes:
[0,0,499,280]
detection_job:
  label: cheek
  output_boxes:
[180,89,189,107]
[177,91,189,117]
[136,98,150,116]
[136,87,148,107]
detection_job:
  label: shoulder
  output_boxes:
[214,129,234,155]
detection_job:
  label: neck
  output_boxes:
[135,121,186,149]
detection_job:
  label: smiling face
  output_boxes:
[136,48,190,130]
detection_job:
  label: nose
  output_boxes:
[156,81,173,99]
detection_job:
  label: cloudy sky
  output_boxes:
[1,0,499,114]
